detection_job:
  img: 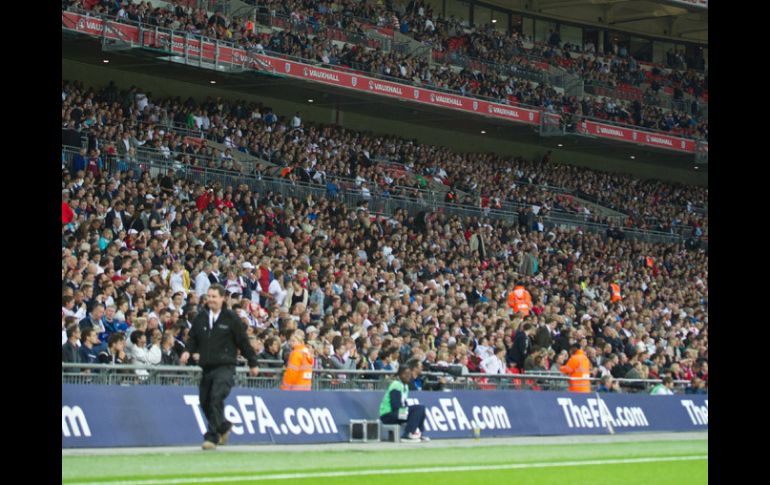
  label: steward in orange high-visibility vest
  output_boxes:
[507,284,533,316]
[645,256,655,268]
[560,347,592,393]
[281,336,314,391]
[610,283,622,303]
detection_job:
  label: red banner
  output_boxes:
[63,11,702,154]
[578,120,696,153]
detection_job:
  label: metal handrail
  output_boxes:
[63,7,706,143]
[61,363,696,393]
[62,137,447,200]
[254,11,389,51]
[61,147,687,243]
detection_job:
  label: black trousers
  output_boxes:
[199,365,235,443]
[380,405,426,436]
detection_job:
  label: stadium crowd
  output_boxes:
[61,84,708,394]
[61,80,708,234]
[62,0,708,140]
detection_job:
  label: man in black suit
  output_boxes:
[181,284,259,450]
[507,323,535,370]
[533,320,555,350]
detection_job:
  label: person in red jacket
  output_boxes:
[62,198,75,226]
[196,187,214,213]
[258,259,272,307]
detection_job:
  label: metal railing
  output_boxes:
[61,363,694,394]
[432,50,548,85]
[61,146,687,244]
[584,82,707,119]
[253,10,390,51]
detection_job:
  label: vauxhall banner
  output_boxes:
[62,385,707,448]
[577,120,697,153]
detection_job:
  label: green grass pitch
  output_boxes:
[62,439,707,485]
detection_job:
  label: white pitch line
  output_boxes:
[65,455,708,485]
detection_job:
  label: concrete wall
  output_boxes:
[63,59,706,186]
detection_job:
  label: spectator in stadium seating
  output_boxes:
[685,377,707,395]
[597,374,621,393]
[329,339,358,378]
[480,346,507,374]
[650,375,675,395]
[258,336,283,367]
[268,269,288,309]
[59,105,707,396]
[79,328,101,365]
[102,304,127,339]
[62,324,82,364]
[533,320,555,350]
[550,350,568,373]
[126,330,161,374]
[507,323,534,370]
[612,352,632,379]
[160,332,181,366]
[98,332,127,364]
[79,303,106,340]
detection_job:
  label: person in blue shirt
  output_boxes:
[71,147,87,175]
[98,229,113,252]
[102,305,128,343]
[685,377,707,395]
[597,375,620,393]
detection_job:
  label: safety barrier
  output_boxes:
[62,378,707,447]
[61,364,692,394]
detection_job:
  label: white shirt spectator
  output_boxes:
[127,342,161,378]
[195,271,211,297]
[475,344,493,359]
[73,304,87,321]
[225,278,244,296]
[136,93,148,111]
[169,271,187,296]
[269,279,287,307]
[481,354,506,374]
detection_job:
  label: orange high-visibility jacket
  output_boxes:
[560,349,592,393]
[507,286,533,315]
[281,344,314,391]
[610,283,622,303]
[645,256,655,268]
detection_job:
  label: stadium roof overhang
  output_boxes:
[482,0,707,44]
